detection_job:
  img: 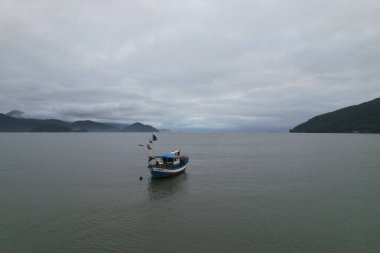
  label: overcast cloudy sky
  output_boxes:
[1,0,379,131]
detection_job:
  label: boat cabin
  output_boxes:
[149,150,187,169]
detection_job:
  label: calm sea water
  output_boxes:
[0,133,379,253]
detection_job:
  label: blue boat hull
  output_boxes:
[149,166,187,178]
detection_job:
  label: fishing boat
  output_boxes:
[148,150,189,178]
[139,135,189,178]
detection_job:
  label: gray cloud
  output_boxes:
[1,0,380,130]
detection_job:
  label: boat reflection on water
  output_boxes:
[147,173,188,200]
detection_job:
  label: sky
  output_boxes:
[1,0,379,131]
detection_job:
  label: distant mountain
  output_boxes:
[123,122,159,132]
[0,113,70,132]
[6,110,25,118]
[0,113,158,132]
[104,122,130,130]
[30,124,72,132]
[71,120,119,132]
[290,98,380,133]
[0,113,25,131]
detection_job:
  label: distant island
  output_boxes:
[123,122,158,132]
[290,97,380,133]
[0,111,160,132]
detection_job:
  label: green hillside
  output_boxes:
[290,98,380,133]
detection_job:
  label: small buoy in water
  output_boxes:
[139,176,143,181]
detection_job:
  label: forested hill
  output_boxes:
[290,98,380,133]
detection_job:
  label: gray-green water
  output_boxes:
[0,133,379,253]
